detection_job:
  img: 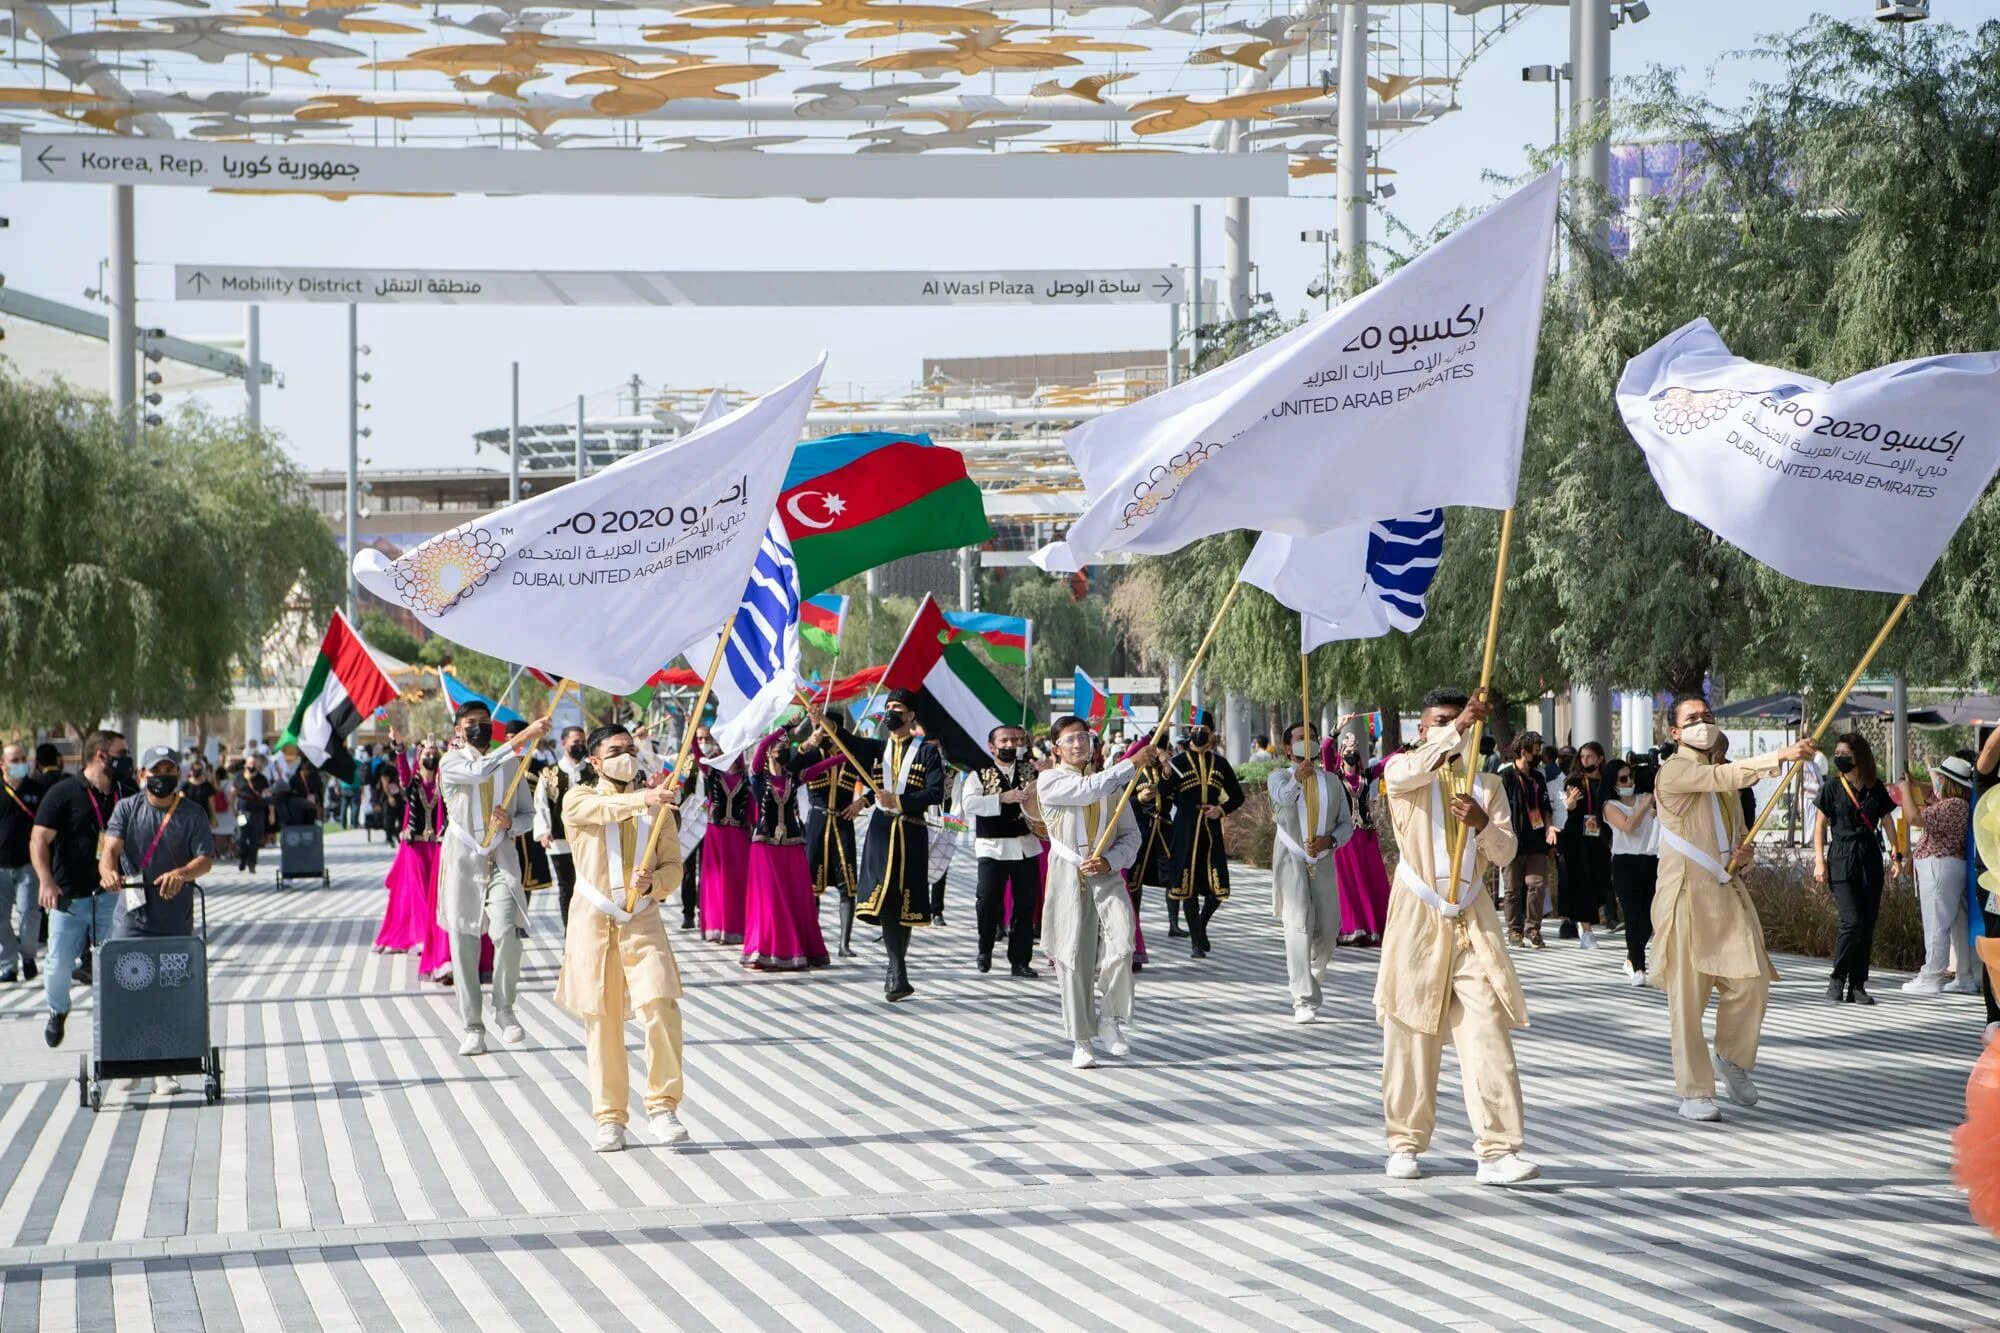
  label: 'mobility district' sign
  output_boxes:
[173,266,1185,307]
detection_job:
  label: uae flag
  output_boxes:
[279,611,398,783]
[780,433,992,595]
[881,594,1022,770]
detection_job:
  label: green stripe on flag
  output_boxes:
[791,482,990,596]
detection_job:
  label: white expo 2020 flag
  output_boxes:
[1037,167,1560,571]
[1617,319,2000,594]
[354,355,825,693]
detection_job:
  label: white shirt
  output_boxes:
[532,756,585,854]
[953,766,1044,862]
[1608,795,1659,857]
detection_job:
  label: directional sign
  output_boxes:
[171,265,1184,307]
[22,135,1289,200]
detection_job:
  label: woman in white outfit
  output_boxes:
[1602,757,1660,986]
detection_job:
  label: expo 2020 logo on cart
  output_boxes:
[390,526,506,617]
[1652,387,1745,436]
[115,952,155,991]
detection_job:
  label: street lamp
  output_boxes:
[1874,0,1928,19]
[1609,2,1650,27]
[1301,229,1333,310]
[1521,62,1570,159]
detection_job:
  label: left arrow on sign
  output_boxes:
[34,145,66,173]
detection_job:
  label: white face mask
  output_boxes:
[1679,722,1721,754]
[599,753,640,785]
[1291,740,1310,759]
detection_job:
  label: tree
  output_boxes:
[1000,574,1113,714]
[357,609,421,664]
[0,376,342,734]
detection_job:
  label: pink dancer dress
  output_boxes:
[375,773,441,952]
[700,767,753,946]
[741,731,832,971]
[1325,744,1392,946]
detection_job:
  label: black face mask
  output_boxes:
[566,742,587,762]
[1188,727,1211,748]
[421,754,440,772]
[994,746,1019,764]
[145,773,178,798]
[465,722,494,750]
[1833,754,1856,774]
[108,754,134,781]
[884,709,911,732]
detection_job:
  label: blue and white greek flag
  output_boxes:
[686,517,803,768]
[1240,509,1446,650]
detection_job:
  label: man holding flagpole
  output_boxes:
[1377,688,1539,1186]
[847,690,946,1003]
[438,701,550,1056]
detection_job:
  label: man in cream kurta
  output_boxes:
[1269,722,1355,1023]
[1036,717,1148,1070]
[1652,697,1816,1122]
[437,705,549,1057]
[558,724,688,1154]
[1376,688,1538,1186]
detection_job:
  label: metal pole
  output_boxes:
[1337,1,1369,296]
[509,361,521,505]
[1190,204,1203,368]
[1571,0,1612,267]
[958,546,974,613]
[575,394,587,480]
[345,303,359,626]
[1892,669,1910,785]
[109,186,136,447]
[1166,297,1180,388]
[1223,194,1249,323]
[245,305,262,430]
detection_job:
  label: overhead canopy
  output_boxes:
[1714,692,1949,728]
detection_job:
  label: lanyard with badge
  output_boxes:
[124,793,184,911]
[2,781,31,819]
[84,783,112,863]
[1581,777,1602,838]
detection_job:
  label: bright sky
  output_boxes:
[1,0,1848,474]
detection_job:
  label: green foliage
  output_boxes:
[0,375,341,732]
[999,575,1112,711]
[357,609,421,664]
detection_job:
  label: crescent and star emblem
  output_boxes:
[785,490,845,530]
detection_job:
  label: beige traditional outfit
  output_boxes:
[557,781,686,1127]
[1268,764,1355,1012]
[1650,744,1788,1099]
[1376,720,1528,1161]
[1036,758,1143,1043]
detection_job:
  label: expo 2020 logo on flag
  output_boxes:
[1652,386,1745,436]
[1115,442,1223,531]
[390,525,506,617]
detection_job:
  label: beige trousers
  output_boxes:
[584,951,685,1124]
[1661,931,1768,1099]
[1381,942,1526,1160]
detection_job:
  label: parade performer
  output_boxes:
[1652,696,1816,1123]
[533,725,588,936]
[1377,688,1539,1185]
[1270,722,1354,1023]
[1120,735,1175,971]
[742,727,832,971]
[556,724,690,1153]
[1037,716,1147,1068]
[956,723,1044,978]
[437,702,549,1056]
[673,724,718,932]
[799,717,864,957]
[1161,709,1244,959]
[846,690,946,1003]
[699,748,753,947]
[1326,728,1392,947]
[376,739,440,956]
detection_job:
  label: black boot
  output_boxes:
[1848,981,1876,1006]
[884,924,915,1002]
[839,897,856,958]
[1828,976,1848,1004]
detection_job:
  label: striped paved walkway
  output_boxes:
[0,830,1991,1330]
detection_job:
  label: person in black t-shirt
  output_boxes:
[1813,732,1902,1006]
[0,741,47,983]
[231,758,273,871]
[1498,732,1559,947]
[29,728,134,1047]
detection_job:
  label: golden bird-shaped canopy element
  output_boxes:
[1126,87,1326,137]
[1366,72,1456,101]
[370,30,637,74]
[641,19,818,42]
[859,28,1143,75]
[0,87,105,108]
[678,0,1007,29]
[1188,40,1280,72]
[231,5,424,36]
[566,60,779,115]
[451,70,540,99]
[48,17,362,65]
[1029,70,1132,102]
[1038,139,1176,153]
[252,52,328,73]
[296,93,490,120]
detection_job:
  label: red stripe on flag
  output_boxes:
[779,441,972,536]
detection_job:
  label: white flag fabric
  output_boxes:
[1242,510,1446,650]
[693,388,730,429]
[1618,319,2000,594]
[684,518,804,769]
[354,356,823,693]
[1038,169,1558,572]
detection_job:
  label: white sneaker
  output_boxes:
[1902,976,1946,996]
[1098,1014,1131,1057]
[458,1029,486,1057]
[1293,1004,1318,1024]
[493,1008,526,1046]
[1475,1153,1541,1186]
[432,966,453,985]
[1948,978,1984,994]
[1628,966,1649,987]
[1678,1097,1722,1122]
[156,1076,181,1096]
[1579,929,1597,950]
[649,1109,690,1145]
[1711,1051,1759,1107]
[1070,1041,1099,1069]
[1384,1151,1422,1180]
[591,1122,625,1153]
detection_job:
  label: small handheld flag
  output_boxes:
[801,593,849,654]
[944,611,1032,666]
[1072,667,1111,726]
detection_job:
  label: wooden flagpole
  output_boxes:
[1299,632,1311,760]
[1737,592,1915,851]
[794,688,886,801]
[626,614,736,912]
[1442,508,1516,903]
[1087,578,1244,860]
[479,678,575,853]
